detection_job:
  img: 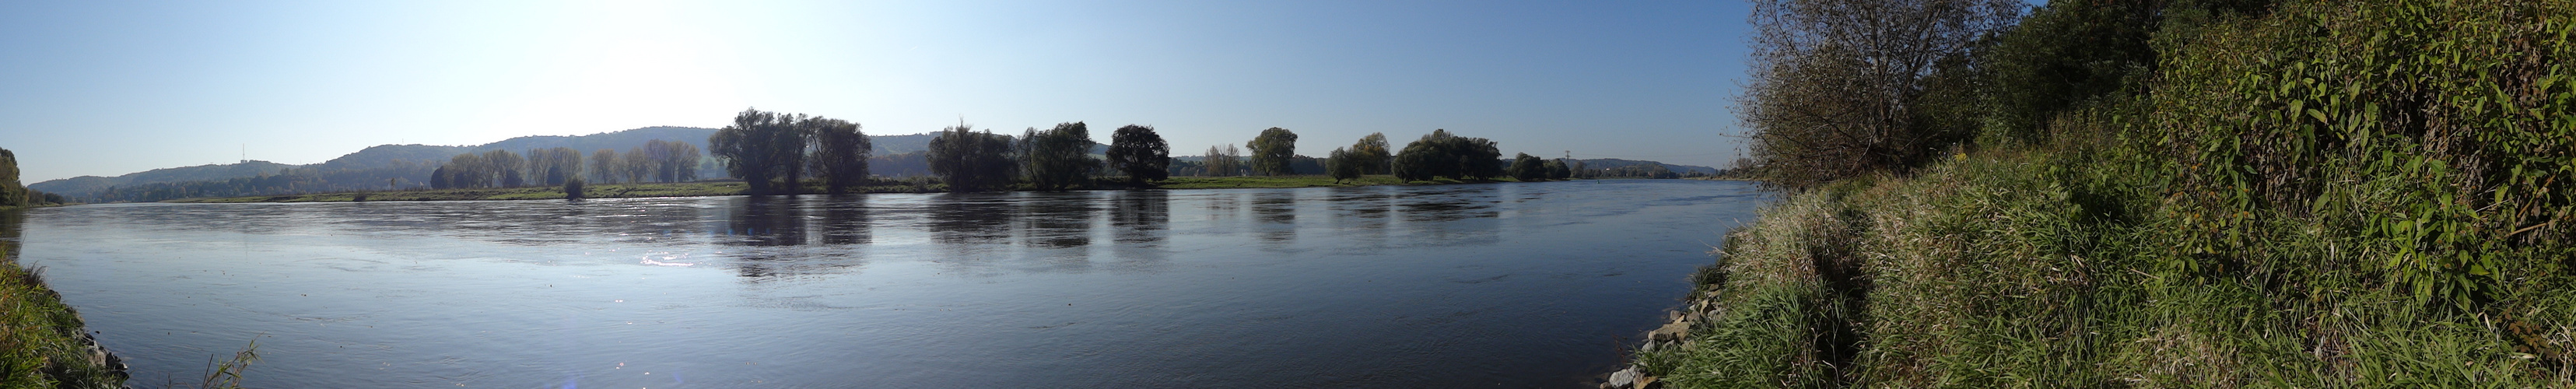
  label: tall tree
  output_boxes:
[927,124,1019,192]
[710,109,808,194]
[1350,133,1392,174]
[1326,147,1363,184]
[0,148,23,207]
[589,149,619,184]
[525,147,582,186]
[1022,122,1099,191]
[428,165,452,189]
[1203,144,1244,177]
[482,149,526,187]
[620,148,652,184]
[643,140,704,184]
[1246,128,1299,176]
[1106,124,1169,185]
[446,152,494,188]
[0,149,20,206]
[804,117,872,194]
[1507,152,1547,181]
[1739,0,2020,189]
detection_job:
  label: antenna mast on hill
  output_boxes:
[240,144,247,164]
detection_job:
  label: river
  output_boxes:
[4,180,1765,387]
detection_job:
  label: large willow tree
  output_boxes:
[710,108,807,194]
[1022,121,1099,191]
[804,117,871,194]
[927,124,1019,192]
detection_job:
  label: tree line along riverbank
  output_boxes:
[163,174,1658,203]
[1603,0,2573,387]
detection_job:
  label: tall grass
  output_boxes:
[0,246,124,388]
[1633,0,2574,386]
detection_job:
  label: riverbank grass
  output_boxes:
[1630,145,2575,387]
[1,246,123,387]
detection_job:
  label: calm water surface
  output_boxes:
[6,180,1765,387]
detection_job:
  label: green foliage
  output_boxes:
[1106,124,1170,185]
[637,139,703,184]
[0,148,23,208]
[1505,152,1547,181]
[562,178,585,200]
[1022,122,1100,191]
[927,124,1019,192]
[1390,129,1502,182]
[1737,0,2020,190]
[481,149,525,188]
[1246,128,1299,176]
[1201,144,1243,177]
[1348,133,1392,174]
[526,147,584,187]
[1325,147,1363,183]
[1542,159,1572,180]
[2144,0,2574,309]
[0,244,126,388]
[195,340,258,389]
[1646,0,2576,385]
[710,108,808,194]
[587,149,620,184]
[1979,0,2161,144]
[805,117,872,194]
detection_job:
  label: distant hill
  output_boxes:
[29,127,1001,202]
[27,160,302,196]
[871,133,934,156]
[32,127,725,201]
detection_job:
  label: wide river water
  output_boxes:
[5,180,1765,387]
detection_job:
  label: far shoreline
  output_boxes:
[159,175,1723,204]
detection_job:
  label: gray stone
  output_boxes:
[1607,367,1641,388]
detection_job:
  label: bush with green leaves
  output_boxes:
[1505,153,1546,181]
[1391,129,1502,182]
[2144,0,2574,309]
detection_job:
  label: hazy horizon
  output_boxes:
[2,1,1756,183]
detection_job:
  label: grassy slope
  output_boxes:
[170,175,1553,202]
[0,244,122,388]
[1631,0,2574,386]
[1637,146,2574,387]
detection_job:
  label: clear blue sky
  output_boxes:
[1,0,1754,183]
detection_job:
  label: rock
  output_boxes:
[1641,341,1659,353]
[1649,321,1692,342]
[1638,375,1659,388]
[1607,367,1641,388]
